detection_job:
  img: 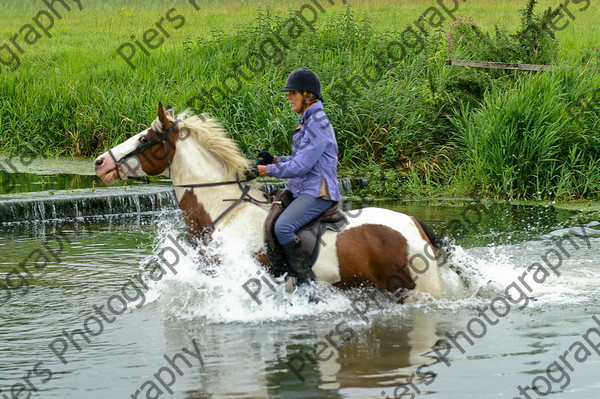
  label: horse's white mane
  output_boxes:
[151,110,250,177]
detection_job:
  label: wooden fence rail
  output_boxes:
[447,59,556,71]
[446,59,599,72]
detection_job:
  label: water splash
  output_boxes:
[142,213,600,324]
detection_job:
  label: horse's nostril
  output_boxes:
[94,158,104,170]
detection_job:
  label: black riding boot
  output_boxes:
[281,238,315,286]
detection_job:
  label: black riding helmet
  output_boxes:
[281,67,324,101]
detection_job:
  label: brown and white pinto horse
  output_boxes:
[94,104,443,300]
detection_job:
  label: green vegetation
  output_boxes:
[456,69,600,199]
[0,0,598,200]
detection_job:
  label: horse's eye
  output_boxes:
[139,136,149,143]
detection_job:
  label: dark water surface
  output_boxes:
[1,196,599,398]
[0,170,120,194]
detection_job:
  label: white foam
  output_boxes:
[138,212,600,323]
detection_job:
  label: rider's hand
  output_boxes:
[256,150,274,165]
[257,165,268,176]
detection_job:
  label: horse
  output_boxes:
[94,104,444,301]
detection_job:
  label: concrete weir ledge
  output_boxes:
[0,186,178,224]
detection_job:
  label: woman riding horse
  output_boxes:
[93,92,445,301]
[257,68,341,288]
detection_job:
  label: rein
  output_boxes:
[109,120,269,237]
[177,174,271,239]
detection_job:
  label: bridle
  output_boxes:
[108,121,179,182]
[107,120,269,238]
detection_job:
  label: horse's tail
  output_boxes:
[413,218,452,262]
[414,217,479,290]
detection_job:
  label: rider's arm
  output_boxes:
[266,121,327,179]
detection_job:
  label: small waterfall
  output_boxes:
[0,186,178,224]
[131,195,142,213]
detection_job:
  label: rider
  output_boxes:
[257,67,341,286]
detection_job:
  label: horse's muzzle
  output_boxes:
[94,153,121,183]
[94,156,105,171]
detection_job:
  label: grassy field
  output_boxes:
[0,0,596,75]
[0,0,599,199]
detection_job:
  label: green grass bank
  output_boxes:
[0,0,598,200]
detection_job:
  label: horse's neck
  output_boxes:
[175,185,268,236]
[170,143,268,248]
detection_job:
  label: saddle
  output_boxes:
[264,189,348,277]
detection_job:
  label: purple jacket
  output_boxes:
[266,101,341,201]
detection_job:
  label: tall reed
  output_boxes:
[455,69,600,199]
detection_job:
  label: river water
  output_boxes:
[1,194,599,399]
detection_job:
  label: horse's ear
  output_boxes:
[157,102,175,124]
[157,102,173,129]
[157,102,166,123]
